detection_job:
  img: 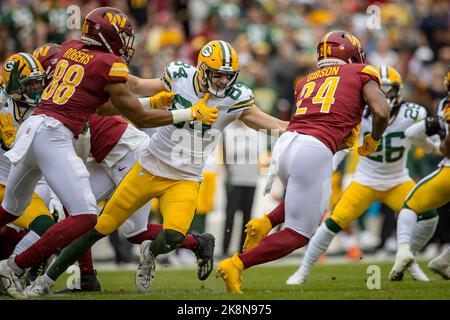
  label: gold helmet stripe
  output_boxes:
[322,31,333,60]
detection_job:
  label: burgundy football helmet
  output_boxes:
[81,7,135,63]
[317,31,365,68]
[33,43,61,86]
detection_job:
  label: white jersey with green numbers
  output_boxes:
[437,97,450,167]
[139,60,255,181]
[0,95,34,184]
[352,102,428,191]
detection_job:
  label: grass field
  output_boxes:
[7,260,445,300]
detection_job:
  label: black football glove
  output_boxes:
[5,61,25,95]
[425,115,446,140]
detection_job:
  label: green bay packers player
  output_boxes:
[389,66,450,281]
[287,66,441,285]
[24,40,287,296]
[0,53,56,262]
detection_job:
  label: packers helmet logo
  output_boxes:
[201,45,213,57]
[3,60,15,72]
[106,12,127,28]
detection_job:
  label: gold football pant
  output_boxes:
[0,185,53,230]
[404,166,450,214]
[95,162,200,236]
[331,180,416,229]
[196,171,216,214]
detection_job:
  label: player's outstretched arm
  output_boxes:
[128,75,166,96]
[362,80,390,140]
[239,105,288,135]
[105,82,178,128]
[104,82,218,128]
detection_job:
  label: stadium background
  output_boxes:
[0,0,449,268]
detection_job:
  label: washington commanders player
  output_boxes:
[22,39,288,296]
[286,66,442,285]
[216,30,390,293]
[0,7,218,298]
[389,66,450,281]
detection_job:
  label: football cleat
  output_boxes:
[55,271,102,293]
[408,261,430,281]
[242,215,272,252]
[135,240,156,293]
[0,259,25,299]
[286,269,307,285]
[216,253,243,293]
[192,233,215,281]
[388,244,415,281]
[428,254,450,280]
[23,276,52,297]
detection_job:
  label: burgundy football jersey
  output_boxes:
[88,114,128,163]
[287,63,381,154]
[34,39,129,136]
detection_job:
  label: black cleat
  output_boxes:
[55,271,101,294]
[192,233,215,281]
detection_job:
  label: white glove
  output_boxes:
[49,196,65,222]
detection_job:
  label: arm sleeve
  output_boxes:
[405,120,442,154]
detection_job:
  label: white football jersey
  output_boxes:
[437,97,450,167]
[140,61,255,181]
[0,97,34,184]
[352,102,427,191]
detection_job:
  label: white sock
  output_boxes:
[298,223,336,277]
[42,274,55,287]
[410,216,438,254]
[340,232,357,251]
[396,208,418,246]
[438,246,450,265]
[12,231,40,256]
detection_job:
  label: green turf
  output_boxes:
[6,260,446,300]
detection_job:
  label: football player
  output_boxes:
[287,66,441,285]
[216,30,390,293]
[389,66,450,281]
[54,113,216,293]
[23,39,288,296]
[0,53,57,272]
[0,7,217,299]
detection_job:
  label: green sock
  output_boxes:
[46,229,105,281]
[29,215,55,236]
[148,229,185,257]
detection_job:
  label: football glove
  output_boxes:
[0,113,16,148]
[343,123,361,149]
[5,61,25,95]
[357,133,380,156]
[149,91,175,109]
[425,115,446,140]
[190,93,218,125]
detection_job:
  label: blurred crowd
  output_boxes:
[0,0,449,261]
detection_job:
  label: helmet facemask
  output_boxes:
[19,74,45,107]
[381,80,401,109]
[202,67,239,98]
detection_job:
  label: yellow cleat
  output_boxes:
[216,253,244,293]
[242,215,272,252]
